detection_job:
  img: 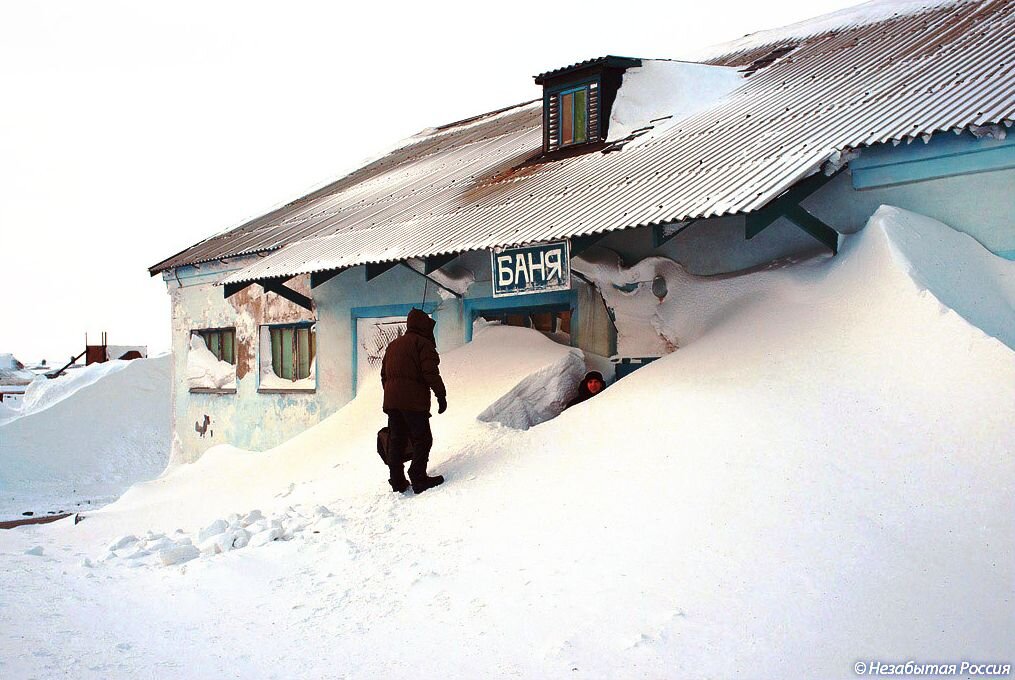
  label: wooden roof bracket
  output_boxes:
[745,171,840,254]
[259,279,313,311]
[400,263,462,299]
[224,281,255,298]
[653,219,698,248]
[365,261,399,281]
[310,268,344,289]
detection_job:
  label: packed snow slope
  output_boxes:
[0,356,171,520]
[1,207,1012,679]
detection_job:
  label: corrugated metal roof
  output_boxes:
[152,0,1015,283]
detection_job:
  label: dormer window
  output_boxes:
[546,80,600,151]
[535,55,642,155]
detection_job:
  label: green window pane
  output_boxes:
[574,88,588,143]
[271,328,282,378]
[223,331,235,365]
[280,328,295,380]
[296,328,311,379]
[207,332,221,360]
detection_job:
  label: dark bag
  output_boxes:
[376,427,414,465]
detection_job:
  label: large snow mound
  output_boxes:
[0,355,172,520]
[873,205,1015,349]
[1,206,1011,678]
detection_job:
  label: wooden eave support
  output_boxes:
[224,281,255,298]
[365,261,399,281]
[570,233,607,257]
[745,171,840,254]
[310,268,343,289]
[652,220,698,248]
[259,279,314,311]
[424,253,458,274]
[400,263,462,299]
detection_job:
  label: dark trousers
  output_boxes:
[387,409,433,482]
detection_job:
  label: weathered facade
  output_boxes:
[153,0,1015,463]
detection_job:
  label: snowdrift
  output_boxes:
[1,357,134,426]
[0,356,172,520]
[2,206,1012,679]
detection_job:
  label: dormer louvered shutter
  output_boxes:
[587,81,600,142]
[546,92,561,152]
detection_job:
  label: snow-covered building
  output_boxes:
[150,0,1015,463]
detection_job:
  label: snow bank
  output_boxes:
[0,358,135,426]
[872,205,1015,349]
[185,334,236,390]
[608,60,743,143]
[1,205,1011,678]
[0,355,171,519]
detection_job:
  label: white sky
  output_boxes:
[0,0,861,364]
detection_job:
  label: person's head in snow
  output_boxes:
[380,308,447,494]
[565,371,606,410]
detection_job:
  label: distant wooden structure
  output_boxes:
[47,332,147,378]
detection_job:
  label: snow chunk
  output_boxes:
[108,535,139,552]
[248,527,283,547]
[186,335,236,391]
[478,349,586,430]
[197,519,229,544]
[159,544,200,566]
[608,60,743,143]
[24,546,44,556]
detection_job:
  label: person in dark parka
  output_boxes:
[565,371,606,410]
[380,308,448,494]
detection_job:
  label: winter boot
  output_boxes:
[410,473,444,494]
[389,478,410,493]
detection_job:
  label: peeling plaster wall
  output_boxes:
[166,257,319,465]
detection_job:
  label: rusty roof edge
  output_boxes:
[149,99,542,276]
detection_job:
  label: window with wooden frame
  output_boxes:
[268,324,315,382]
[545,80,600,152]
[195,328,236,365]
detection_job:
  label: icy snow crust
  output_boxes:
[1,207,1013,677]
[0,356,171,519]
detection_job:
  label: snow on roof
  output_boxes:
[606,60,744,143]
[685,0,966,62]
[156,0,1014,283]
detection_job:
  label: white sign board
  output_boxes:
[491,241,571,298]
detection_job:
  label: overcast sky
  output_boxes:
[0,0,861,363]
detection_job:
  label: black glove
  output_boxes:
[437,395,448,414]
